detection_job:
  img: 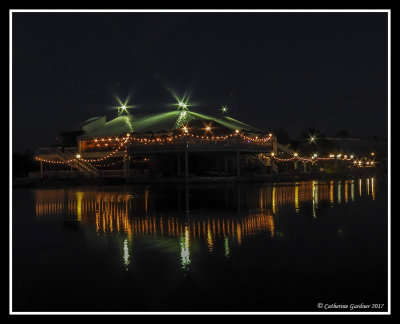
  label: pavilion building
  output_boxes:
[36,108,278,179]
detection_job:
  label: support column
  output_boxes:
[177,154,181,176]
[185,149,189,181]
[236,150,240,178]
[40,161,44,179]
[269,157,273,174]
[124,155,130,179]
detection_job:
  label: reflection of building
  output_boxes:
[34,179,376,270]
[34,179,376,238]
[35,189,275,246]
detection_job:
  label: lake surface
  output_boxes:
[12,178,388,312]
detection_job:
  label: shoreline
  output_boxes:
[12,171,386,188]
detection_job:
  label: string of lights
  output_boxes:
[273,154,376,166]
[87,131,273,145]
[35,127,377,168]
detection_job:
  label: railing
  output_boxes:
[125,137,273,152]
[271,160,279,174]
[36,147,98,175]
[257,153,271,166]
[29,171,99,179]
[245,154,279,174]
[28,170,125,179]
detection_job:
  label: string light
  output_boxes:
[36,128,376,168]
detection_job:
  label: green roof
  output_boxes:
[78,110,264,139]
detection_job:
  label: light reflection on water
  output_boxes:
[33,178,379,272]
[12,176,387,312]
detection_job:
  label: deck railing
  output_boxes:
[82,136,273,154]
[28,170,125,179]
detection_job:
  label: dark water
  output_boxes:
[12,178,388,312]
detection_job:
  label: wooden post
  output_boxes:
[177,154,181,176]
[269,157,273,174]
[124,155,130,179]
[185,149,188,181]
[236,150,240,178]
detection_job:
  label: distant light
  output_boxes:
[371,152,375,156]
[269,133,273,137]
[76,154,81,159]
[121,105,127,110]
[337,154,342,158]
[344,155,348,159]
[350,155,354,159]
[294,153,298,157]
[179,101,187,109]
[235,129,240,133]
[221,106,228,113]
[313,153,318,157]
[271,152,275,157]
[329,154,335,158]
[206,126,211,131]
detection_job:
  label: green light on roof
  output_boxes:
[114,97,134,116]
[175,97,190,111]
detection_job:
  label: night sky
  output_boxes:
[12,11,388,152]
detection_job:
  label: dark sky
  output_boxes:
[12,11,388,152]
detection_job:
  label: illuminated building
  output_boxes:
[35,108,278,179]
